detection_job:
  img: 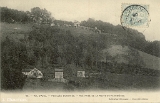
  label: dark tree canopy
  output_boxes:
[0,7,54,24]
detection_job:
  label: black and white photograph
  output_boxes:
[1,0,160,102]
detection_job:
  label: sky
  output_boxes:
[1,0,160,41]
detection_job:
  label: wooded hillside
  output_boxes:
[1,7,160,90]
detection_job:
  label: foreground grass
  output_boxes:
[22,72,160,92]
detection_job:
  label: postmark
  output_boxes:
[121,4,150,28]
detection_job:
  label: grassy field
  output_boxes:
[138,50,160,70]
[58,25,96,36]
[22,72,160,92]
[102,45,160,70]
[23,78,65,91]
[1,22,32,33]
[1,22,32,41]
[1,23,95,41]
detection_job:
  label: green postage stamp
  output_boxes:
[121,4,150,28]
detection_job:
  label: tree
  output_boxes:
[0,7,29,23]
[30,7,53,24]
[1,37,27,89]
[145,41,160,57]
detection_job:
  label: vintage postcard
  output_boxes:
[1,0,160,103]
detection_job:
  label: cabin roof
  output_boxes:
[22,68,42,72]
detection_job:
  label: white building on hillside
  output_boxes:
[74,21,80,28]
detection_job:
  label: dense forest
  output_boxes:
[1,7,160,90]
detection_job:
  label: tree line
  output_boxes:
[0,7,53,24]
[1,7,29,23]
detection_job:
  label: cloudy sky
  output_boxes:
[1,0,160,41]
